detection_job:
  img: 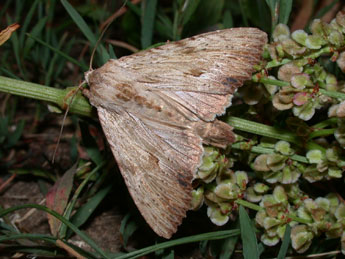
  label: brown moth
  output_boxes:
[84,28,267,239]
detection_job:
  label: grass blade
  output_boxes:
[60,0,109,64]
[26,33,87,70]
[141,0,158,49]
[277,225,291,259]
[0,233,98,258]
[61,161,106,238]
[278,0,292,25]
[7,16,25,79]
[70,184,112,230]
[0,204,109,258]
[182,0,201,26]
[265,0,279,33]
[120,213,138,247]
[23,16,48,57]
[19,0,39,45]
[239,205,259,259]
[117,229,240,259]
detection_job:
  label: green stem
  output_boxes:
[257,77,289,87]
[319,88,345,100]
[227,116,300,145]
[0,76,93,117]
[0,76,328,154]
[308,128,336,140]
[235,198,262,211]
[264,46,332,69]
[312,118,338,129]
[231,143,309,163]
[257,77,345,100]
[235,199,313,224]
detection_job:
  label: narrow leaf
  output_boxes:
[23,16,48,56]
[141,0,157,48]
[220,224,239,258]
[265,0,279,33]
[182,0,201,26]
[46,163,77,236]
[6,119,25,148]
[60,0,109,64]
[19,0,39,45]
[277,225,291,259]
[278,0,292,25]
[26,33,87,70]
[120,213,139,247]
[70,184,112,229]
[239,205,259,259]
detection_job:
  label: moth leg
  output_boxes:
[194,120,235,148]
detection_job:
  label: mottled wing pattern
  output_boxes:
[97,106,203,238]
[118,28,267,121]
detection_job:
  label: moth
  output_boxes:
[84,28,267,238]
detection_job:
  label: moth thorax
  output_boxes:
[84,69,94,84]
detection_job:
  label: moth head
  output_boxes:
[84,69,94,85]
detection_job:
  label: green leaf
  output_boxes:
[61,161,105,238]
[162,250,174,259]
[222,9,233,28]
[26,33,87,72]
[265,0,278,33]
[219,224,239,258]
[23,16,48,57]
[182,0,201,26]
[80,121,103,165]
[19,0,39,45]
[278,0,292,25]
[239,0,270,31]
[7,15,25,78]
[6,119,24,148]
[0,116,9,139]
[0,204,109,258]
[239,205,259,259]
[108,44,117,59]
[141,0,157,49]
[60,0,109,64]
[156,12,174,39]
[277,225,291,259]
[0,0,11,21]
[117,229,241,259]
[70,184,112,229]
[120,213,139,247]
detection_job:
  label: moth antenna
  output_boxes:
[52,81,86,164]
[89,0,130,70]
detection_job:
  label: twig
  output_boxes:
[100,0,142,31]
[105,39,139,53]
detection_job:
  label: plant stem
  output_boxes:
[227,116,300,145]
[235,199,313,224]
[0,76,93,117]
[0,76,327,153]
[257,77,345,100]
[308,128,337,140]
[231,143,309,163]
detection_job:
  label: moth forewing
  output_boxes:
[85,27,267,238]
